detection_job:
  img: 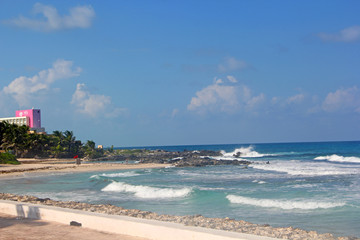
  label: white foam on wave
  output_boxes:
[226,195,345,210]
[314,154,360,163]
[90,171,140,179]
[211,156,246,161]
[221,146,273,159]
[252,180,267,184]
[251,160,360,176]
[101,182,192,199]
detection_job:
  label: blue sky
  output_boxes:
[0,1,359,147]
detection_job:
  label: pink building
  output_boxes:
[16,109,41,128]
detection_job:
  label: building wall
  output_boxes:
[15,109,41,128]
[0,117,29,127]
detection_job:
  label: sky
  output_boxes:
[0,1,359,147]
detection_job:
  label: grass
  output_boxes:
[0,152,21,165]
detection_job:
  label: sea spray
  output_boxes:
[220,146,275,159]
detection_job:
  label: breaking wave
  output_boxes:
[90,171,140,179]
[252,180,267,184]
[226,195,345,210]
[221,146,273,158]
[314,155,360,163]
[251,160,360,176]
[101,182,192,199]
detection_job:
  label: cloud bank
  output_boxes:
[4,3,95,31]
[2,59,81,106]
[187,74,360,116]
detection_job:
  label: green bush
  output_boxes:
[0,152,20,165]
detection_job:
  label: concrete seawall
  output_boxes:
[0,199,280,240]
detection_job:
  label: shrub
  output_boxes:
[0,152,20,165]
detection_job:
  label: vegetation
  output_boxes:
[0,121,106,160]
[0,152,20,165]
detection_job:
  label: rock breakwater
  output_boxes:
[91,149,251,167]
[0,193,357,240]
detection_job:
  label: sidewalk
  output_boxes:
[0,213,148,240]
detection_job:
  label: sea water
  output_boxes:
[1,141,359,237]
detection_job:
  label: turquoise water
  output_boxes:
[1,141,360,237]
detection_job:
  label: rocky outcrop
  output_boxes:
[89,149,251,167]
[168,157,251,167]
[0,193,357,240]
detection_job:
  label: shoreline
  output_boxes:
[0,158,170,178]
[0,193,355,240]
[0,159,358,240]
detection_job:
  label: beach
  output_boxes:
[1,154,359,240]
[0,158,170,178]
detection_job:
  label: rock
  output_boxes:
[70,221,82,227]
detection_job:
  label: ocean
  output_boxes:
[1,141,359,237]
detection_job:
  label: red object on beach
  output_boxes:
[73,155,78,159]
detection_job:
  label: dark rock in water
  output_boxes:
[233,152,241,158]
[88,149,251,167]
[169,157,251,167]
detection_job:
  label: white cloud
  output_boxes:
[71,83,125,118]
[322,87,360,113]
[318,26,360,42]
[188,79,237,113]
[4,3,95,31]
[227,75,238,83]
[187,77,264,114]
[286,93,305,104]
[218,57,248,72]
[246,93,265,110]
[171,108,179,118]
[2,59,81,106]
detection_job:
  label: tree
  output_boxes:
[64,130,76,153]
[0,122,29,155]
[85,140,95,150]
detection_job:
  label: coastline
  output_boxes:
[0,158,170,178]
[0,193,354,240]
[0,158,358,240]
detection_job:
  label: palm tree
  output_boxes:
[85,140,95,150]
[0,122,29,156]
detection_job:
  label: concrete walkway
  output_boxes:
[0,213,149,240]
[0,200,280,240]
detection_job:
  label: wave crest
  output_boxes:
[221,146,271,158]
[90,171,140,179]
[314,154,360,163]
[251,160,360,176]
[226,195,345,210]
[101,182,192,199]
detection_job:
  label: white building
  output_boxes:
[0,116,29,127]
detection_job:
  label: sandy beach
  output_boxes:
[0,158,170,178]
[0,159,160,240]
